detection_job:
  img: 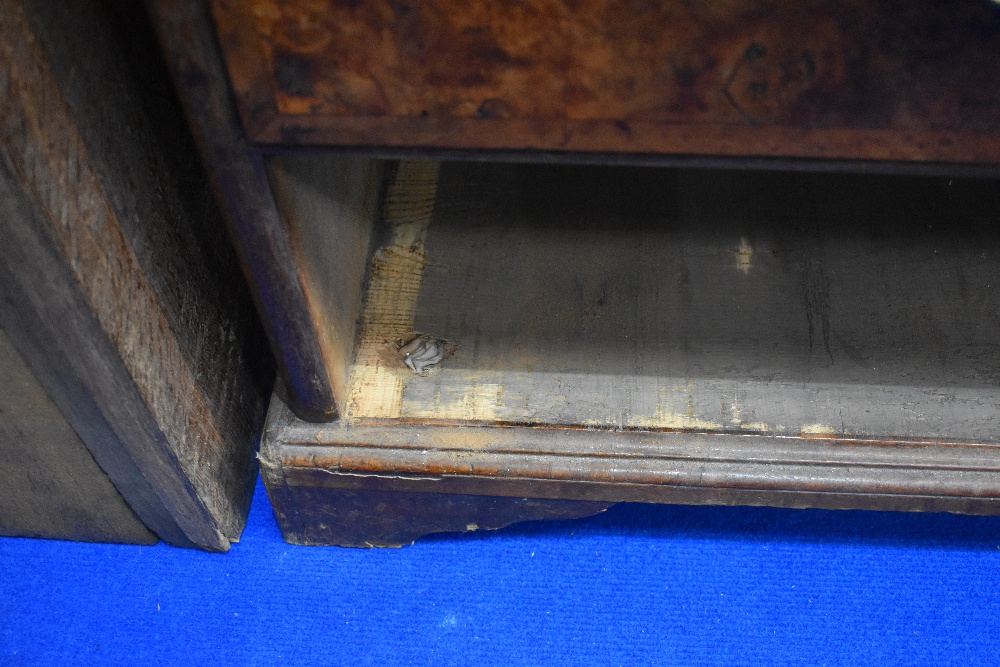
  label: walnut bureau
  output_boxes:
[149,0,1000,545]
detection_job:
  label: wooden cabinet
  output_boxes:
[149,0,1000,546]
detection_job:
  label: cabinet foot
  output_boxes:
[265,482,613,548]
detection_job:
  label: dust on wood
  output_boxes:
[341,161,1000,443]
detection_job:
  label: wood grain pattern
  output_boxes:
[0,154,193,548]
[0,329,156,544]
[212,0,1000,163]
[344,161,1000,445]
[147,0,339,422]
[262,385,1000,545]
[262,161,1000,545]
[345,161,440,420]
[267,154,384,415]
[0,0,272,549]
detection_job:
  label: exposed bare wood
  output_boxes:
[260,159,1000,544]
[150,0,1000,546]
[267,155,384,415]
[345,162,1000,443]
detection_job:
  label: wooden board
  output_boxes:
[147,0,338,422]
[257,159,1000,546]
[264,477,613,548]
[267,154,385,415]
[0,0,273,549]
[146,0,1000,545]
[150,0,1000,424]
[0,328,156,544]
[344,161,1000,444]
[0,155,192,548]
[211,0,1000,163]
[262,387,1000,547]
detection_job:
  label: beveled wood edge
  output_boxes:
[145,0,337,422]
[263,391,1000,515]
[253,114,1000,166]
[0,163,181,547]
[2,0,232,548]
[266,155,388,415]
[254,144,1000,180]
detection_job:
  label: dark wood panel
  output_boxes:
[0,0,273,549]
[264,479,613,548]
[212,0,1000,163]
[0,329,156,544]
[0,134,193,548]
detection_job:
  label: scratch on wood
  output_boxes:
[735,237,753,274]
[304,467,443,482]
[801,423,837,435]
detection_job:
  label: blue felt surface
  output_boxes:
[2,476,1000,666]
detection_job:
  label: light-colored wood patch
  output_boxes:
[345,161,441,421]
[406,376,504,423]
[800,423,838,435]
[735,237,753,274]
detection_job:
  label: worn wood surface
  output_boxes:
[264,471,612,547]
[151,0,1000,424]
[0,328,156,544]
[212,0,1000,163]
[147,0,340,422]
[260,393,613,548]
[263,388,1000,546]
[0,155,193,548]
[267,155,384,415]
[343,161,1000,443]
[259,159,1000,545]
[0,0,272,549]
[150,0,1000,545]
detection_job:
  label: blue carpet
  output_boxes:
[2,476,1000,666]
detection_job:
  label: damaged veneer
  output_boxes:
[147,0,1000,547]
[259,156,1000,546]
